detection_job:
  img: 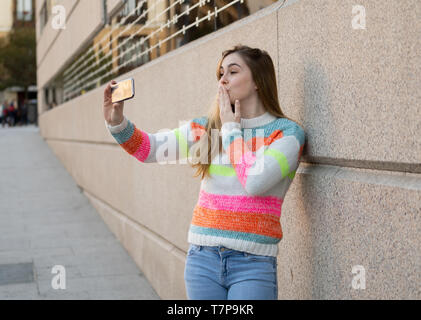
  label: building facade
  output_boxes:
[0,0,36,109]
[0,0,14,40]
[35,0,420,299]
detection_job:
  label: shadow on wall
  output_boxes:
[297,59,344,299]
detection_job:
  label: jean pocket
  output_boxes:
[187,244,202,256]
[244,253,277,269]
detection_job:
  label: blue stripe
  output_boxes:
[192,116,208,128]
[189,225,280,244]
[222,130,242,150]
[221,119,305,150]
[111,120,135,145]
[279,119,305,146]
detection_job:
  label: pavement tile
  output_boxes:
[0,125,160,299]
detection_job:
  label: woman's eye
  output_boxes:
[220,71,237,76]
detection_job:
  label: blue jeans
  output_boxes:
[184,244,278,300]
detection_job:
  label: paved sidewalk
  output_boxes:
[0,125,160,299]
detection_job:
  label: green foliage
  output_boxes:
[0,27,36,92]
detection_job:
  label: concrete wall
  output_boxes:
[36,0,421,299]
[0,0,13,37]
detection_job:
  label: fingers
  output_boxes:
[113,100,124,109]
[110,80,118,91]
[218,86,223,109]
[218,86,223,106]
[218,85,229,111]
[223,88,230,111]
[234,99,241,119]
[105,82,111,97]
[104,80,117,101]
[106,80,117,92]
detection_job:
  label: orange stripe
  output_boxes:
[228,130,284,156]
[191,122,206,142]
[121,125,143,155]
[226,138,245,165]
[245,136,265,153]
[191,206,283,239]
[265,129,283,145]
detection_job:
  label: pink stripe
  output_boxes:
[198,189,282,217]
[235,151,256,188]
[133,130,151,162]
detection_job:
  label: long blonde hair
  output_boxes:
[189,44,299,180]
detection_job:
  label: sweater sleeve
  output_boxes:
[221,119,305,196]
[105,115,208,163]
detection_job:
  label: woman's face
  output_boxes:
[219,52,257,104]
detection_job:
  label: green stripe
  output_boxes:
[174,128,188,159]
[287,170,296,180]
[209,164,236,176]
[264,149,290,178]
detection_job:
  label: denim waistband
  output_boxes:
[188,244,277,260]
[189,244,254,257]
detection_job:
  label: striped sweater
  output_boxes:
[105,112,305,257]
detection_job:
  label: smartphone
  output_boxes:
[111,78,135,103]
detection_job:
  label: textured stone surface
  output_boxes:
[277,0,421,170]
[279,163,420,299]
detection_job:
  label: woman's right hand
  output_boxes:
[103,80,125,126]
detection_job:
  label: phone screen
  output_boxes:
[111,78,135,103]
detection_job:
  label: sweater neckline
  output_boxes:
[240,112,277,128]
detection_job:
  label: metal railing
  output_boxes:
[50,0,278,104]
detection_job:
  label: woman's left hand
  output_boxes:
[218,85,241,125]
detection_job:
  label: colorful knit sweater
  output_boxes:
[105,112,305,256]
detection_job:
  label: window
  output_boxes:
[39,0,54,33]
[58,0,277,103]
[16,0,33,21]
[118,36,150,73]
[40,1,48,32]
[117,0,147,25]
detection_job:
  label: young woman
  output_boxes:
[103,45,305,300]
